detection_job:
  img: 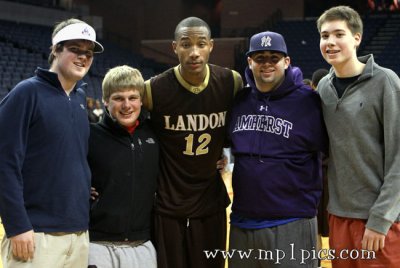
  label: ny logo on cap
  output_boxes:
[82,27,91,36]
[261,36,272,47]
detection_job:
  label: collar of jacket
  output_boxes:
[99,108,148,136]
[35,67,87,94]
[327,54,374,84]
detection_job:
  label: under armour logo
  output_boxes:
[261,36,272,47]
[82,27,91,36]
[259,105,268,112]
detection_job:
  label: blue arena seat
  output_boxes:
[0,20,170,102]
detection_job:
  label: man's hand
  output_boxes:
[10,230,35,261]
[91,187,99,200]
[216,156,228,173]
[361,227,385,251]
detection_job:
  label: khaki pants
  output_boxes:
[1,231,89,268]
[0,221,4,268]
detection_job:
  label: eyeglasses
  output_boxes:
[251,54,284,65]
[65,46,94,59]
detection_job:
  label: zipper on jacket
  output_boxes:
[137,138,143,152]
[329,80,341,112]
[125,136,136,239]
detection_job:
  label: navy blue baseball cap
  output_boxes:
[246,31,287,56]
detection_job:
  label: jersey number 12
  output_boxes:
[183,133,211,156]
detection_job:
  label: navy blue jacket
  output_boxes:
[229,65,328,219]
[0,68,91,237]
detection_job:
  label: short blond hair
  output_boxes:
[102,65,145,102]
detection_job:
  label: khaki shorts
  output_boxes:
[1,231,89,268]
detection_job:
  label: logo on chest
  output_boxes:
[163,112,227,131]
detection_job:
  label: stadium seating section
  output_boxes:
[0,20,169,101]
[1,14,400,102]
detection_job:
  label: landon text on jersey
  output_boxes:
[164,111,226,131]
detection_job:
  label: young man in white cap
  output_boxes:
[227,31,327,267]
[0,18,103,267]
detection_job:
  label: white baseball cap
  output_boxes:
[52,22,104,53]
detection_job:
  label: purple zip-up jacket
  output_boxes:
[228,65,328,219]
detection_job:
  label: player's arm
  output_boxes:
[143,80,153,111]
[232,69,243,96]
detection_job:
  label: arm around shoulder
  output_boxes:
[143,80,153,111]
[232,70,243,96]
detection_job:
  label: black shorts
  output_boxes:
[155,211,227,268]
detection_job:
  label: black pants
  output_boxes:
[155,211,227,268]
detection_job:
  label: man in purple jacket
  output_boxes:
[228,31,328,267]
